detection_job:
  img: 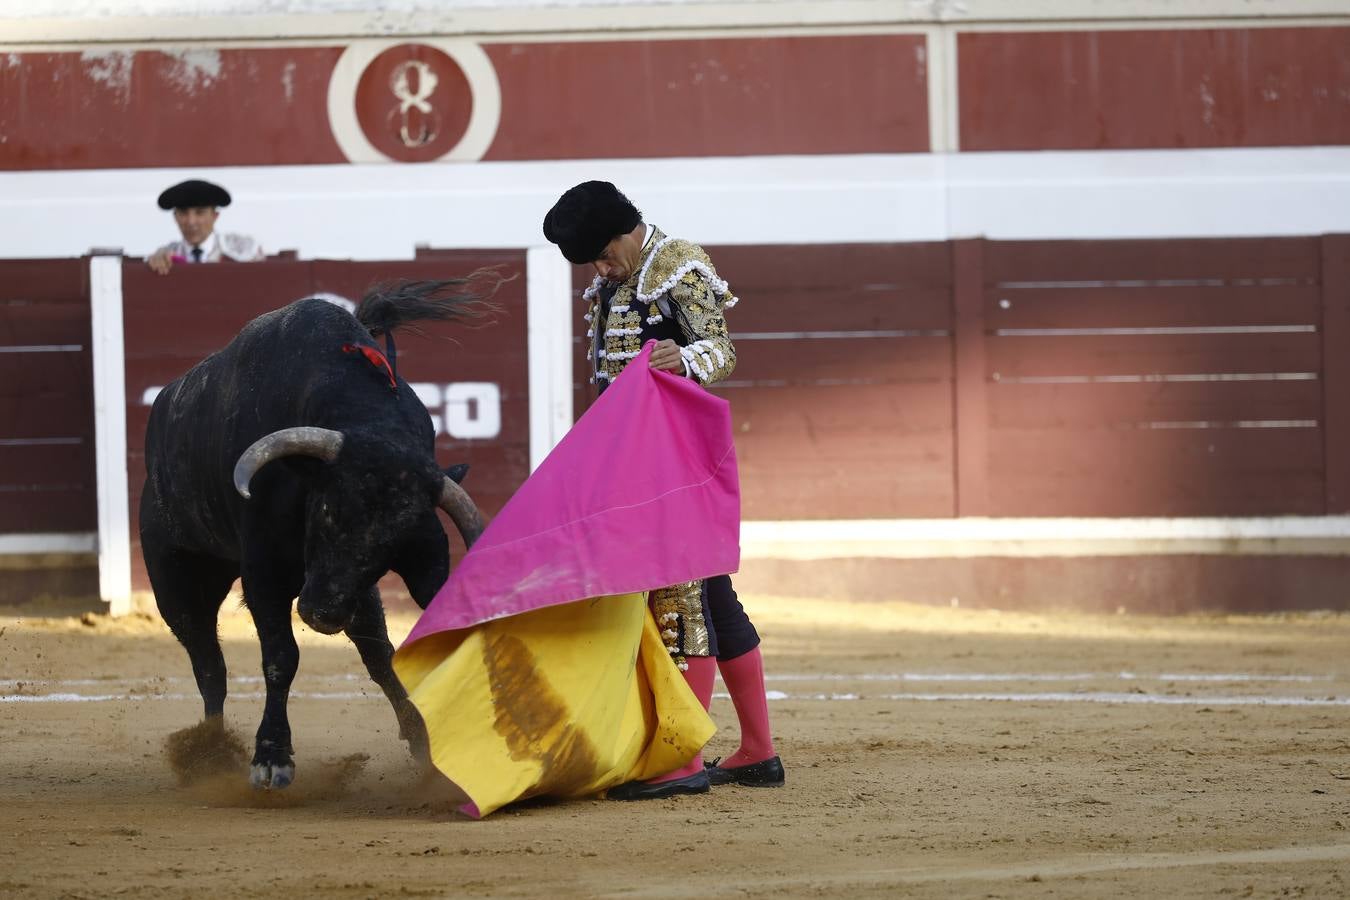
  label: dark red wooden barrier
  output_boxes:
[0,258,95,533]
[572,243,957,520]
[574,235,1342,521]
[2,235,1345,557]
[977,237,1327,516]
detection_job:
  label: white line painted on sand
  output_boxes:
[770,691,1349,706]
[9,688,1344,706]
[762,672,1331,684]
[3,670,1329,692]
[0,673,368,689]
[605,840,1350,897]
[0,690,375,703]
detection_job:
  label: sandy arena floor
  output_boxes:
[2,594,1349,899]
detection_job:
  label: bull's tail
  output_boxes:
[356,271,505,338]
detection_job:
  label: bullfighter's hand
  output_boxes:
[147,249,174,275]
[648,339,685,375]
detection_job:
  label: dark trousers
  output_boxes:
[704,574,760,662]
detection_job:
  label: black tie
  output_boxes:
[190,246,203,263]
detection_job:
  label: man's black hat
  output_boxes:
[542,181,642,264]
[157,179,232,210]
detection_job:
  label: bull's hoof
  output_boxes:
[397,709,431,766]
[404,728,431,768]
[249,761,295,791]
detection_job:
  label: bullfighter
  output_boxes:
[542,180,784,798]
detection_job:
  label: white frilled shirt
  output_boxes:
[156,230,264,263]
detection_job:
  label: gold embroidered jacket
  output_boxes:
[585,226,738,388]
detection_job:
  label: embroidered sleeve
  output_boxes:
[669,271,737,385]
[221,232,264,262]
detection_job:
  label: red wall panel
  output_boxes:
[979,236,1327,517]
[1,236,1340,548]
[0,259,94,533]
[0,48,347,170]
[573,242,955,521]
[484,34,928,159]
[959,27,1350,151]
[0,34,927,170]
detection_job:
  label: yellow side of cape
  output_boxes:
[392,593,715,818]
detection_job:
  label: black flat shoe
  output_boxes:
[705,755,785,787]
[607,770,710,800]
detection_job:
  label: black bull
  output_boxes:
[140,281,493,789]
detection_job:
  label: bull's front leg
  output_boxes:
[345,588,429,765]
[243,592,301,790]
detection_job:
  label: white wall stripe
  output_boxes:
[920,24,947,154]
[0,532,96,554]
[994,326,1317,336]
[4,2,1346,45]
[938,24,961,155]
[993,373,1320,384]
[3,148,1347,262]
[741,516,1350,559]
[1134,420,1318,430]
[997,278,1309,289]
[88,254,132,615]
[732,330,949,340]
[525,245,574,472]
[25,513,1348,563]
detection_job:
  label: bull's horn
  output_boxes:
[233,427,344,499]
[439,476,486,548]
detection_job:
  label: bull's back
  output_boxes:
[141,300,366,553]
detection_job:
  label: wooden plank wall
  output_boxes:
[711,243,955,520]
[119,252,527,589]
[2,235,1342,556]
[0,258,95,533]
[977,237,1327,516]
[573,243,956,520]
[1321,234,1350,514]
[957,27,1350,151]
[574,236,1336,521]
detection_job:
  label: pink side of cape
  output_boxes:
[401,342,741,647]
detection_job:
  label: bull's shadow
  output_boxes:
[140,278,496,790]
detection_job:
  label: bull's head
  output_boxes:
[232,426,484,634]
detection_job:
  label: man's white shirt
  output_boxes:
[156,231,263,263]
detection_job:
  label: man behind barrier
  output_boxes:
[147,179,263,274]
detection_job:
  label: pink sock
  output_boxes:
[717,646,776,768]
[648,655,716,783]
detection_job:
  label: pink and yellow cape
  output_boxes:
[392,343,740,817]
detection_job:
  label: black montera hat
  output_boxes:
[542,181,642,264]
[157,179,232,210]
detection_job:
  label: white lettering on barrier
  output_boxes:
[444,382,501,440]
[139,382,502,440]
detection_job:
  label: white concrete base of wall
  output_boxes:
[741,516,1350,559]
[2,148,1348,262]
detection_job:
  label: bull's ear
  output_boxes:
[443,463,469,484]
